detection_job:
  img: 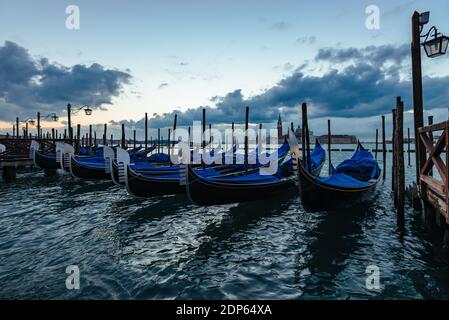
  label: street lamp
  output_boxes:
[70,104,93,116]
[44,113,59,122]
[411,10,448,186]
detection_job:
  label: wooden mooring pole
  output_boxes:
[89,125,92,149]
[76,124,81,153]
[327,119,332,174]
[428,115,434,177]
[407,127,411,166]
[145,112,148,150]
[375,128,379,160]
[302,103,312,174]
[382,115,386,180]
[244,106,249,173]
[121,124,126,148]
[103,124,107,146]
[395,97,405,217]
[37,112,41,139]
[67,104,73,144]
[158,128,161,153]
[392,108,397,195]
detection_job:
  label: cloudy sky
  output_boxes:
[0,0,449,140]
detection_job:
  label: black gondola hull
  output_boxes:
[297,163,380,204]
[34,151,60,170]
[186,165,296,206]
[70,157,110,180]
[126,167,184,198]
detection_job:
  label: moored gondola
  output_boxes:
[185,141,325,206]
[297,141,381,204]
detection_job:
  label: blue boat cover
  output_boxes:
[316,146,380,188]
[318,173,369,187]
[147,153,171,163]
[195,143,324,185]
[334,148,380,181]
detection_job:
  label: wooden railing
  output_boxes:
[418,120,449,223]
[0,137,69,162]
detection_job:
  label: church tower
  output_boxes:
[277,113,283,140]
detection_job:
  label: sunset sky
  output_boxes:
[1,0,449,139]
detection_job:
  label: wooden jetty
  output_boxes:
[0,137,69,181]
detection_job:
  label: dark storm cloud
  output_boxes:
[315,44,410,65]
[0,41,131,121]
[129,43,449,129]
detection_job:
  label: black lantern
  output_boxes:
[423,34,449,58]
[422,26,449,58]
[84,106,93,116]
[28,119,36,126]
[51,114,59,122]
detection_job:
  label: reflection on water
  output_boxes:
[1,150,449,299]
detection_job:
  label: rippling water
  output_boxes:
[1,146,449,299]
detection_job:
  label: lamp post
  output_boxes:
[68,104,93,145]
[16,118,38,138]
[411,11,448,187]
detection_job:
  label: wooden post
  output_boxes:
[89,125,92,148]
[202,109,206,166]
[301,110,306,165]
[407,127,411,166]
[103,124,107,146]
[110,134,113,146]
[411,11,425,187]
[133,129,136,150]
[52,128,55,141]
[244,106,249,172]
[16,117,19,139]
[158,128,161,153]
[327,119,332,174]
[121,123,126,148]
[375,128,379,160]
[25,122,29,138]
[232,122,235,147]
[76,124,81,153]
[428,115,434,176]
[392,108,397,193]
[382,115,386,180]
[396,98,405,216]
[37,112,41,139]
[144,112,148,150]
[173,114,177,147]
[445,122,449,229]
[13,125,15,139]
[67,104,72,144]
[302,103,312,173]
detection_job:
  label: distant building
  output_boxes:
[318,134,358,144]
[277,114,314,144]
